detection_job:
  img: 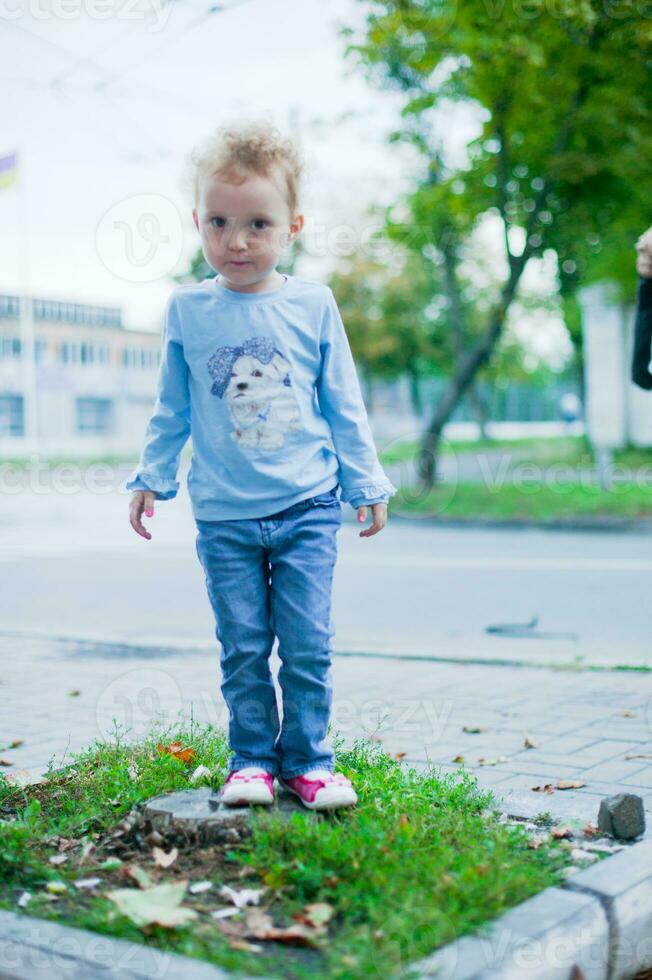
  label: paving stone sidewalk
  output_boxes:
[1,633,651,832]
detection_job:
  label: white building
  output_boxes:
[579,283,652,450]
[0,293,162,456]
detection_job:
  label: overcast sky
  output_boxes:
[0,0,569,365]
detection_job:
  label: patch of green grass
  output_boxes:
[394,480,652,522]
[0,723,571,979]
[379,435,591,466]
[0,449,194,470]
[380,434,652,472]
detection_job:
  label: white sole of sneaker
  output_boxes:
[279,779,357,811]
[220,784,275,806]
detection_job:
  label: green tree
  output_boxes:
[342,0,652,483]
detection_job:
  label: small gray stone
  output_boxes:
[597,793,645,841]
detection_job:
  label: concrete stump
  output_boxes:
[143,786,315,844]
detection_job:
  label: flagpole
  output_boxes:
[15,151,39,451]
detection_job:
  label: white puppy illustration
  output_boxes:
[207,336,301,450]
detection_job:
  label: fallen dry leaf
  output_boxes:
[49,854,69,866]
[122,863,155,890]
[218,906,328,947]
[556,780,586,790]
[227,938,264,953]
[68,690,81,696]
[3,769,46,788]
[551,826,573,839]
[211,907,242,920]
[524,734,538,749]
[219,884,267,908]
[190,764,212,783]
[532,784,555,793]
[621,711,636,718]
[394,752,406,760]
[452,755,465,763]
[237,865,258,879]
[582,823,599,838]
[79,841,96,865]
[295,903,334,929]
[152,847,178,869]
[189,881,213,895]
[156,741,197,764]
[105,881,198,929]
[0,758,13,767]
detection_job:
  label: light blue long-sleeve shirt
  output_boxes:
[125,273,398,520]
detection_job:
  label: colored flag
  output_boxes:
[0,151,18,190]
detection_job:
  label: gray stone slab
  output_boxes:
[411,887,608,979]
[0,909,264,979]
[564,838,652,978]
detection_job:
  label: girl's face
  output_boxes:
[192,167,303,291]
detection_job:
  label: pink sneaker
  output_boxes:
[219,766,275,806]
[278,768,358,811]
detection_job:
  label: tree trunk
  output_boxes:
[407,367,423,417]
[467,383,489,440]
[418,255,527,486]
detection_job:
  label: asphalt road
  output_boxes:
[0,480,650,670]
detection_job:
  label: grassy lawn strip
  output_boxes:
[381,434,652,471]
[0,724,572,979]
[393,481,652,521]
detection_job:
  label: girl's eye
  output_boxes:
[209,217,268,230]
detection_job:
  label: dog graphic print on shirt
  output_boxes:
[206,335,302,451]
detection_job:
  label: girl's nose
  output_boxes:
[228,226,249,249]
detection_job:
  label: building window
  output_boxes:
[0,296,20,318]
[80,343,95,365]
[1,338,22,358]
[76,397,114,435]
[0,395,24,437]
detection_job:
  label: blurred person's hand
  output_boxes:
[636,227,652,278]
[130,490,156,540]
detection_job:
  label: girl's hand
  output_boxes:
[129,490,156,540]
[356,502,388,537]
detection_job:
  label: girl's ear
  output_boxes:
[192,209,199,231]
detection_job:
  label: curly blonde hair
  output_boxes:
[181,117,305,217]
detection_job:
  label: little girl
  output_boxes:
[126,119,397,811]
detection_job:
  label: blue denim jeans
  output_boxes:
[194,484,342,779]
